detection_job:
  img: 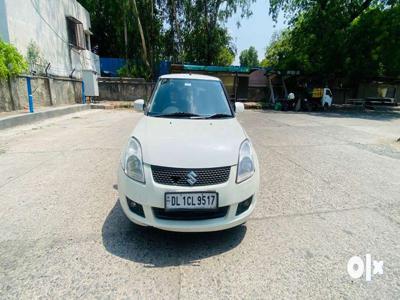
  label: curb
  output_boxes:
[0,104,90,130]
[244,102,267,110]
[90,103,134,110]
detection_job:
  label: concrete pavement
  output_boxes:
[0,104,90,130]
[0,109,399,298]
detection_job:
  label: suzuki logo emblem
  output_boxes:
[186,171,198,185]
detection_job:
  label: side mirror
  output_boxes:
[235,102,245,113]
[133,99,145,111]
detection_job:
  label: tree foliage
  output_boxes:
[77,0,255,77]
[239,46,259,67]
[0,40,28,79]
[264,0,400,80]
[164,0,254,65]
[26,41,48,75]
[78,0,163,77]
[215,47,236,66]
[345,5,400,78]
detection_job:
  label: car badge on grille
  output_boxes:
[186,171,198,185]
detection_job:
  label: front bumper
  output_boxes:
[117,162,259,232]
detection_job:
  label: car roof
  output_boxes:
[159,73,221,81]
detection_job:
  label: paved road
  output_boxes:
[0,109,399,299]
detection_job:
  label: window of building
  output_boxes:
[66,17,85,49]
[85,33,91,51]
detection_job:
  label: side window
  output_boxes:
[67,17,85,49]
[326,89,332,97]
[85,33,91,50]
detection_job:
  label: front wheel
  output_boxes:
[323,103,330,111]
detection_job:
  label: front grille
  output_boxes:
[153,206,229,220]
[151,165,231,186]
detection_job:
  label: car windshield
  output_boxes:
[147,78,233,118]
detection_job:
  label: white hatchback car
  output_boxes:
[118,74,259,232]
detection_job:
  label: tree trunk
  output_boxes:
[204,0,210,64]
[150,0,154,72]
[123,15,128,60]
[131,0,150,69]
[171,0,181,62]
[349,0,373,23]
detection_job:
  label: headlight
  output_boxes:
[236,139,255,183]
[121,137,145,183]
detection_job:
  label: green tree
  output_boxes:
[215,47,235,66]
[78,0,255,76]
[160,0,254,65]
[268,0,397,24]
[345,5,400,78]
[0,40,28,79]
[78,0,163,77]
[264,28,312,72]
[178,0,254,65]
[239,46,259,67]
[264,0,400,80]
[26,41,48,75]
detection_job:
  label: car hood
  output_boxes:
[131,116,247,168]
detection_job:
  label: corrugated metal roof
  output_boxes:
[182,64,251,73]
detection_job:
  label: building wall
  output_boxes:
[357,82,400,103]
[97,78,154,102]
[331,88,355,105]
[0,0,10,42]
[248,87,267,102]
[0,0,96,79]
[0,79,14,111]
[0,76,83,112]
[0,78,29,111]
[249,69,267,88]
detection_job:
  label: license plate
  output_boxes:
[165,192,218,211]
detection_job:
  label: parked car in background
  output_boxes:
[118,74,260,232]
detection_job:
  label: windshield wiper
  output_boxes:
[151,112,201,118]
[204,113,232,119]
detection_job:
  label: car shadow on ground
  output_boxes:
[305,110,400,121]
[101,199,247,268]
[258,109,400,121]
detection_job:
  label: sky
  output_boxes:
[226,0,286,65]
